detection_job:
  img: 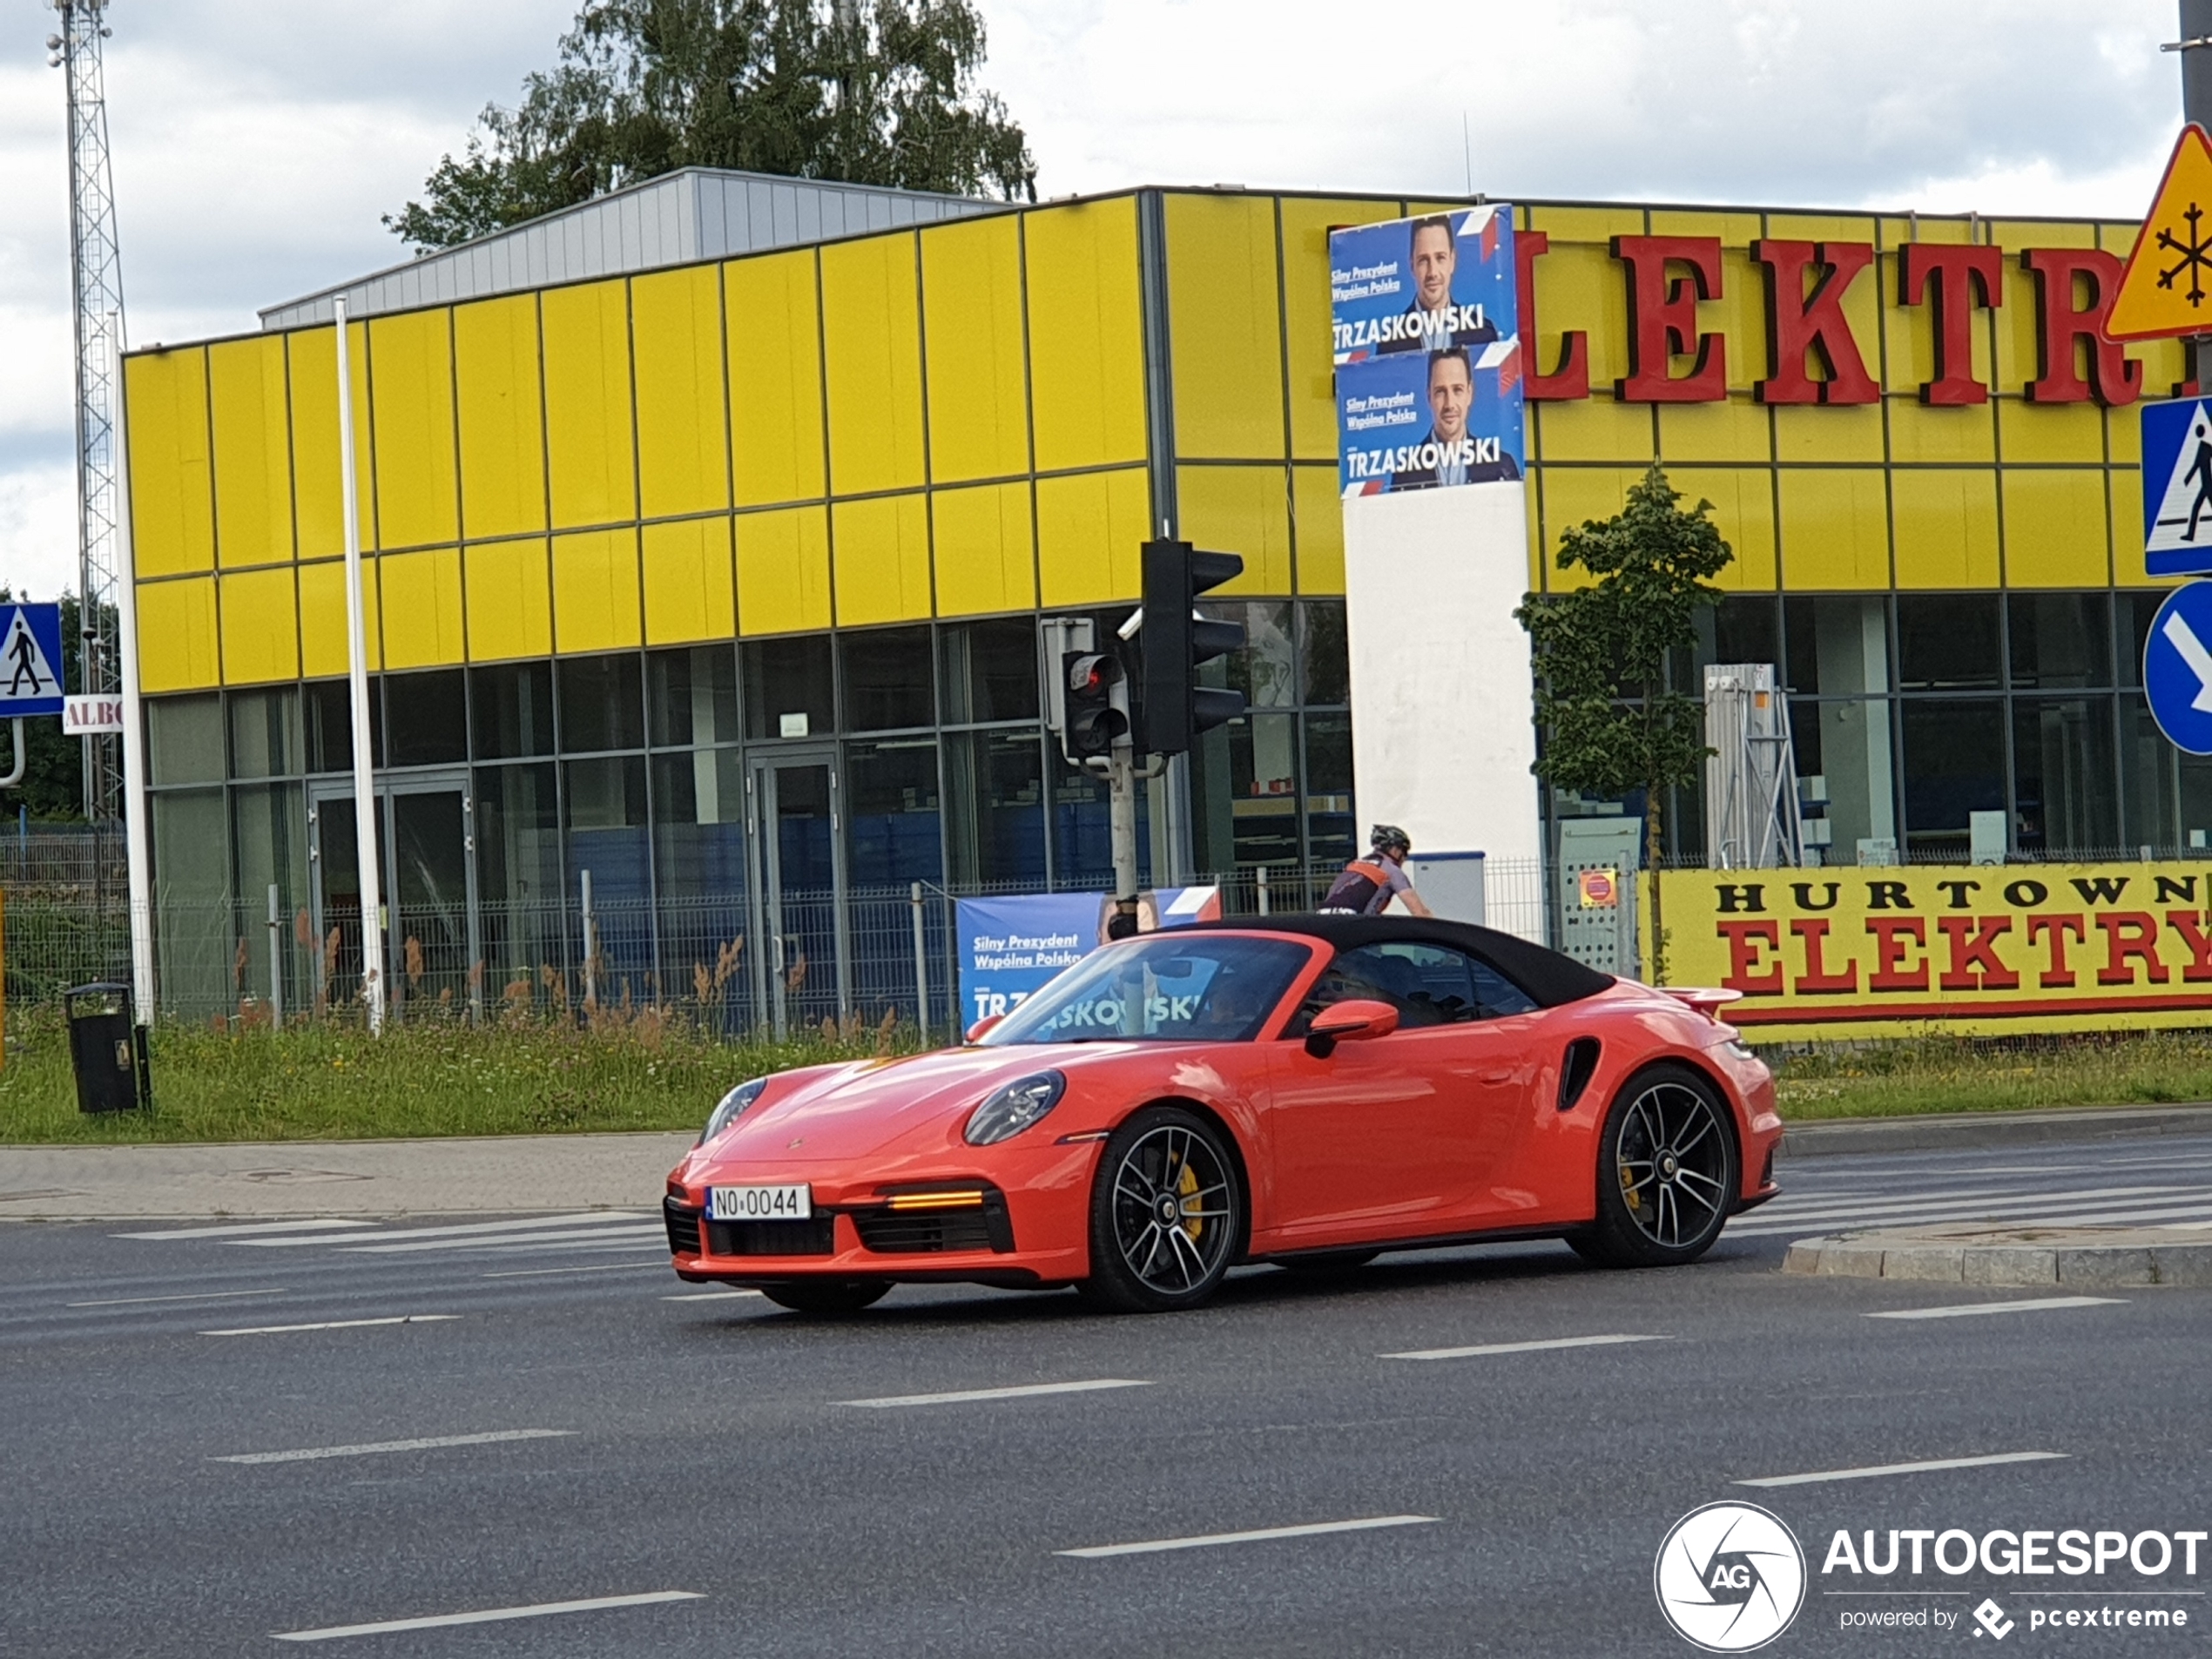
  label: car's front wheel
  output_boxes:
[1077,1106,1243,1313]
[758,1278,891,1316]
[1572,1063,1737,1269]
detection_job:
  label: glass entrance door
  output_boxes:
[308,772,480,1020]
[747,753,848,1038]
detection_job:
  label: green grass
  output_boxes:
[1765,1030,2212,1121]
[0,1007,917,1144]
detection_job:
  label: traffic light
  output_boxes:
[1139,537,1246,756]
[1061,649,1128,759]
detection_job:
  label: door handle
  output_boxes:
[1479,1069,1515,1084]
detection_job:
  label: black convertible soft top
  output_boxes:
[1181,913,1616,1009]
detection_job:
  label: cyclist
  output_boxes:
[1318,825,1433,917]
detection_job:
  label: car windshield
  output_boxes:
[980,934,1311,1045]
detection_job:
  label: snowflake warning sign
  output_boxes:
[2105,125,2212,342]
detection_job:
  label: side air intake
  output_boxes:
[1557,1037,1602,1113]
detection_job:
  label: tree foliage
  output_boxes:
[386,0,1036,253]
[1514,465,1731,980]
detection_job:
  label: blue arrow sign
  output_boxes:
[2141,398,2212,577]
[2143,581,2212,754]
[0,604,65,716]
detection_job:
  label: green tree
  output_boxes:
[387,0,1036,253]
[1514,465,1731,983]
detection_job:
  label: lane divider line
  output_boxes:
[200,1315,462,1338]
[272,1589,704,1642]
[67,1288,287,1309]
[1381,1333,1671,1361]
[238,1213,652,1250]
[1737,1451,2067,1489]
[1866,1297,2128,1322]
[213,1429,575,1466]
[116,1219,376,1241]
[482,1264,669,1279]
[663,1290,765,1302]
[1059,1514,1440,1560]
[340,1228,665,1256]
[841,1379,1152,1408]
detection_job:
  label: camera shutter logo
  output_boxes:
[1654,1501,1806,1652]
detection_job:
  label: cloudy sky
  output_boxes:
[0,0,2180,600]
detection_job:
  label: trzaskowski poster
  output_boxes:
[1656,862,2212,1038]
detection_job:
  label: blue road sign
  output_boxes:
[0,604,65,716]
[2142,398,2212,577]
[2143,581,2212,754]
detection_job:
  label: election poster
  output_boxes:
[1330,206,1523,496]
[956,886,1223,1027]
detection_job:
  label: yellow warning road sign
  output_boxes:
[2107,125,2212,341]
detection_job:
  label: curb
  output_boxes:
[1782,1230,2212,1289]
[1776,1102,2212,1158]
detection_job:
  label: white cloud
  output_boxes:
[0,459,81,604]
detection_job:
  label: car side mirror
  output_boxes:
[965,1015,1003,1043]
[1304,999,1399,1058]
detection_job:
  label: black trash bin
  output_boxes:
[64,983,150,1114]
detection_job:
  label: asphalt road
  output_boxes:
[6,1131,2212,1657]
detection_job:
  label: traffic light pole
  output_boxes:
[2182,0,2212,387]
[1106,749,1140,939]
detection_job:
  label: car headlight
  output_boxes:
[964,1070,1066,1146]
[698,1077,767,1145]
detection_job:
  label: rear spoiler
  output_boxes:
[1659,987,1743,1022]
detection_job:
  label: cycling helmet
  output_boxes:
[1369,824,1412,855]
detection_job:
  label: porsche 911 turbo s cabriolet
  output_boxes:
[664,915,1782,1314]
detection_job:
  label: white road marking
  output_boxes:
[1866,1296,2127,1321]
[482,1263,670,1279]
[67,1287,288,1308]
[200,1315,462,1337]
[1731,1191,2209,1238]
[340,1225,665,1255]
[1381,1333,1670,1362]
[663,1290,765,1302]
[1741,1184,2192,1229]
[841,1379,1152,1408]
[271,1589,703,1642]
[234,1212,650,1249]
[1058,1514,1440,1559]
[1737,1451,2067,1488]
[212,1429,575,1465]
[116,1219,377,1241]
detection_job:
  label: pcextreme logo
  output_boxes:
[1656,1502,1809,1652]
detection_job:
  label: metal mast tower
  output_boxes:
[47,0,125,822]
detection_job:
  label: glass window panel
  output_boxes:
[646,645,739,748]
[1895,593,2000,691]
[845,737,942,886]
[2117,590,2161,690]
[1899,699,2006,856]
[1226,711,1301,867]
[147,694,225,785]
[2122,701,2180,854]
[1781,595,1890,698]
[1688,596,1781,686]
[2011,696,2119,857]
[938,617,1040,725]
[556,652,644,753]
[1303,711,1355,869]
[651,749,747,895]
[152,788,229,1016]
[2007,591,2111,690]
[226,688,300,780]
[384,668,468,765]
[1790,698,1898,865]
[943,729,1047,885]
[470,663,554,759]
[1299,599,1349,705]
[840,624,934,732]
[1210,601,1296,710]
[563,755,650,908]
[2180,754,2212,854]
[742,634,833,739]
[475,761,563,991]
[303,678,383,772]
[231,782,306,1013]
[1052,750,1116,888]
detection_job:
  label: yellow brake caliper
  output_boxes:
[1621,1160,1642,1214]
[1178,1161,1204,1244]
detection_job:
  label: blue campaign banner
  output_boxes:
[2143,580,2212,755]
[1329,206,1523,496]
[955,887,1224,1026]
[2140,398,2212,578]
[0,603,66,716]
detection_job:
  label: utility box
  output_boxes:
[64,982,148,1114]
[1406,850,1485,925]
[1557,817,1642,975]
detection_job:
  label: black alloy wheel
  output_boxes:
[1571,1063,1738,1269]
[758,1278,892,1316]
[1077,1105,1244,1313]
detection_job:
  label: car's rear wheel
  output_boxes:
[1574,1063,1737,1269]
[1076,1106,1243,1313]
[758,1278,891,1316]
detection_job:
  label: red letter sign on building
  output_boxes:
[1898,244,2005,406]
[1750,241,1877,405]
[1611,235,1728,402]
[2020,247,2141,407]
[1515,231,1590,401]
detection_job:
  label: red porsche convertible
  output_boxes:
[664,915,1782,1314]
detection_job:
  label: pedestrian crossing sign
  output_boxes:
[2105,125,2212,341]
[0,604,64,716]
[2141,399,2212,577]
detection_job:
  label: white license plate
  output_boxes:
[707,1184,812,1222]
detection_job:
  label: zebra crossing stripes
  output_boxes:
[112,1212,663,1258]
[1735,1162,2212,1240]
